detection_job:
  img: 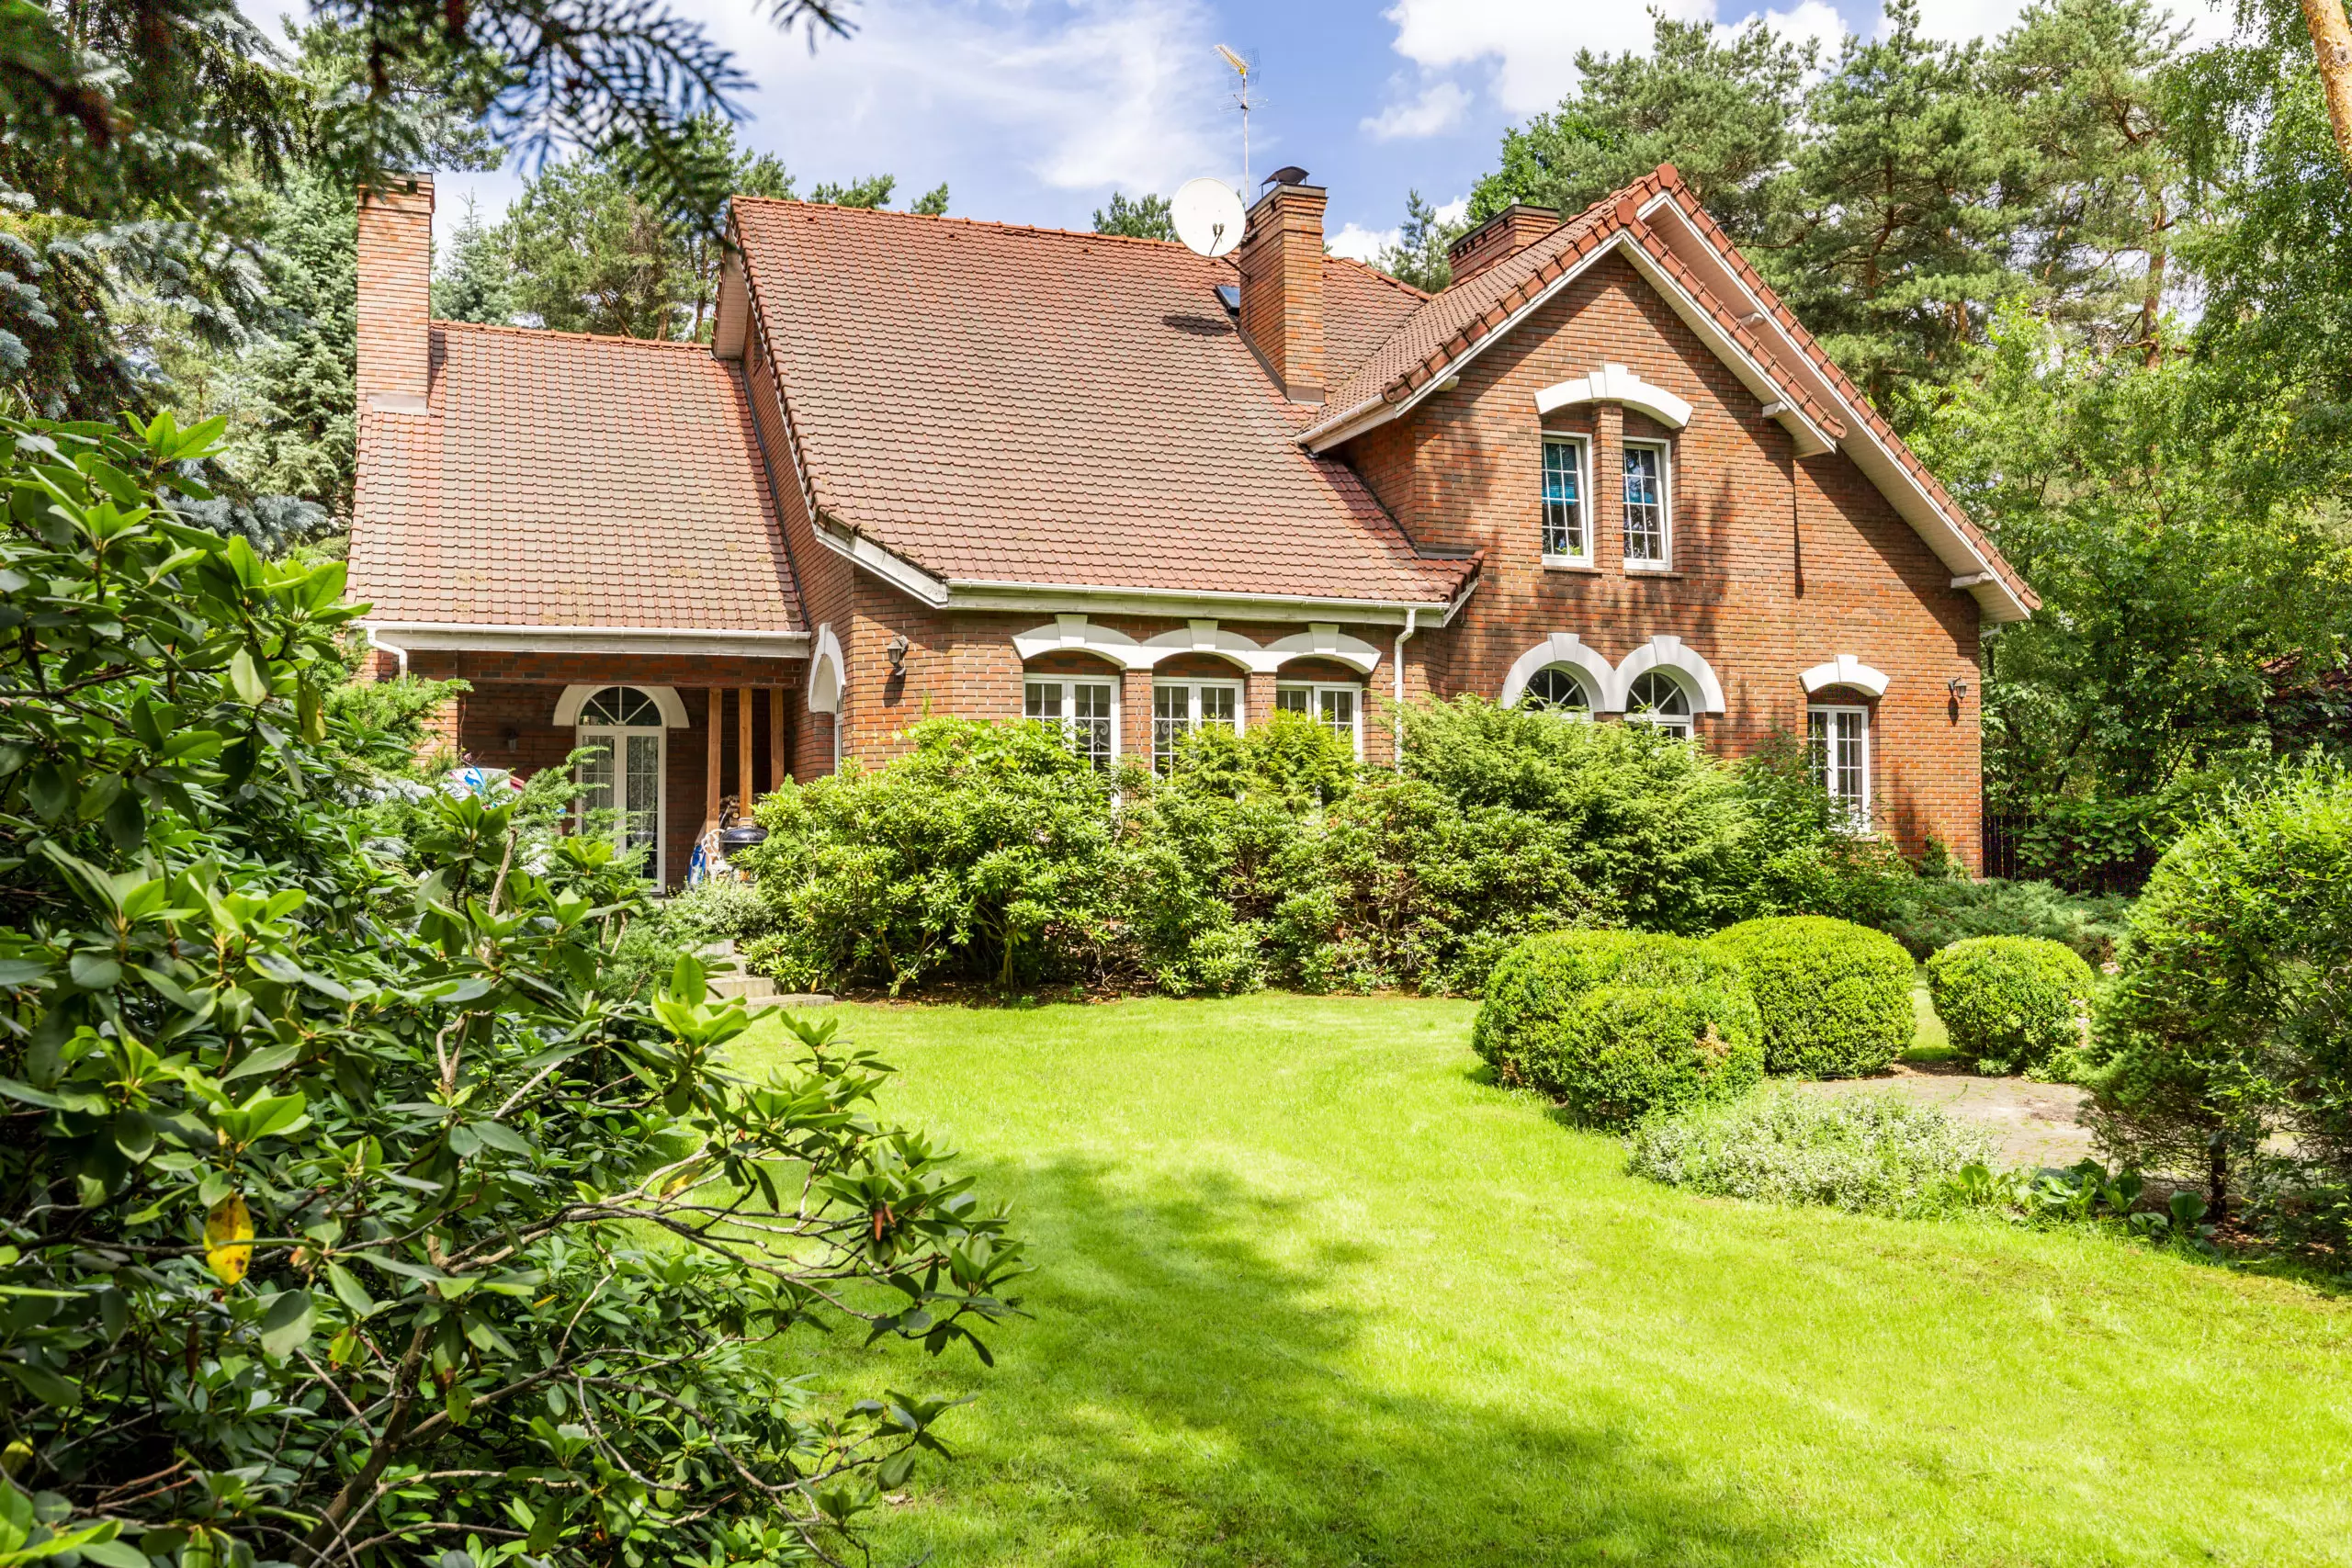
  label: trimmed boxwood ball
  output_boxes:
[1926,935,2096,1075]
[1474,931,1764,1125]
[1707,916,1915,1078]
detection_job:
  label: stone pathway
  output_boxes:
[1788,1066,2097,1170]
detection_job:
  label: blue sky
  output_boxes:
[240,0,2224,259]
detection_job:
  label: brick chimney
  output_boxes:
[356,174,435,413]
[1446,203,1561,288]
[1234,175,1327,403]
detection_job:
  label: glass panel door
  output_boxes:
[624,733,662,863]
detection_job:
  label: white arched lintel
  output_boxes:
[1144,619,1291,674]
[1535,362,1693,431]
[807,624,844,715]
[1614,634,1726,713]
[1264,623,1383,676]
[1799,655,1890,699]
[1012,614,1148,671]
[553,682,690,728]
[1501,633,1620,712]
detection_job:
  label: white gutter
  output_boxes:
[359,622,811,658]
[1392,606,1418,765]
[940,577,1470,626]
[365,625,409,679]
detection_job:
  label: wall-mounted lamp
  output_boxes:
[1947,677,1969,701]
[887,633,910,671]
[500,725,519,752]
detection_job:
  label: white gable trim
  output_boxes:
[1637,193,2032,624]
[1613,635,1726,713]
[1500,634,1621,712]
[1535,364,1692,429]
[808,624,844,714]
[1800,656,1890,698]
[552,682,691,728]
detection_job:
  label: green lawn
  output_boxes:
[734,995,2351,1567]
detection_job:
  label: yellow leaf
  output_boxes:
[205,1193,253,1284]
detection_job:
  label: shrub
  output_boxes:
[2086,767,2352,1219]
[1707,916,1915,1077]
[1628,1088,1996,1217]
[741,717,1119,993]
[1475,931,1762,1123]
[1401,697,1759,934]
[1268,773,1606,995]
[1878,876,2133,964]
[1926,936,2096,1075]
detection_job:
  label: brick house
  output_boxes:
[348,164,2034,886]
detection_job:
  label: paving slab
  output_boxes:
[1787,1067,2097,1170]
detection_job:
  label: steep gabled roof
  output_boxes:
[1301,167,2036,623]
[729,200,1474,610]
[349,321,800,631]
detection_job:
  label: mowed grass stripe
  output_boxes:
[732,994,2352,1568]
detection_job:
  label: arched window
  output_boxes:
[575,686,666,879]
[1521,665,1595,716]
[1623,671,1692,738]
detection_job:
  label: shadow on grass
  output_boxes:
[852,1152,1811,1567]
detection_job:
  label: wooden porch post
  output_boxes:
[736,686,753,809]
[770,687,787,789]
[705,688,722,832]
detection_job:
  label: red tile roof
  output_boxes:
[731,201,1474,606]
[348,321,799,629]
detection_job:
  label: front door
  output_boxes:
[575,685,666,880]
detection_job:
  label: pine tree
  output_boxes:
[1372,191,1466,291]
[1092,191,1175,240]
[433,197,514,325]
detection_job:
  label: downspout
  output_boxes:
[365,625,409,679]
[1392,606,1418,768]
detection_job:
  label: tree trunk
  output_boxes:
[2302,0,2352,178]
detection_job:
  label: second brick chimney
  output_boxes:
[356,174,435,414]
[1446,203,1562,288]
[1234,175,1327,404]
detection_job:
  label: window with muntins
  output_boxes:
[573,685,665,881]
[1623,441,1669,567]
[1152,680,1241,772]
[1809,705,1871,829]
[1025,678,1116,770]
[1276,683,1361,755]
[1541,436,1589,561]
[1521,665,1594,716]
[1623,671,1692,738]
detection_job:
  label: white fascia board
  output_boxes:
[944,578,1467,627]
[1637,200,2033,625]
[1614,244,1837,457]
[1299,240,1622,454]
[360,622,810,658]
[817,521,953,607]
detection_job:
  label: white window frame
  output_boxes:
[1622,436,1672,570]
[1150,678,1244,773]
[1275,682,1363,758]
[1540,433,1592,566]
[574,687,668,884]
[1024,675,1120,770]
[1518,663,1599,719]
[1809,704,1872,831]
[1622,670,1694,739]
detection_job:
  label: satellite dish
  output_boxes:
[1172,177,1247,258]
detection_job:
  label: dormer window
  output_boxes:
[1623,441,1670,568]
[1541,435,1589,564]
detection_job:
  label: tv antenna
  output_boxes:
[1171,177,1247,258]
[1216,44,1252,191]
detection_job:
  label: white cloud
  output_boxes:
[1359,80,1473,141]
[1434,195,1470,225]
[1381,0,1719,115]
[1908,0,2229,43]
[707,0,1237,200]
[1728,0,1848,58]
[1329,222,1398,263]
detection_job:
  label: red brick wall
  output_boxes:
[356,177,432,407]
[1337,251,1985,864]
